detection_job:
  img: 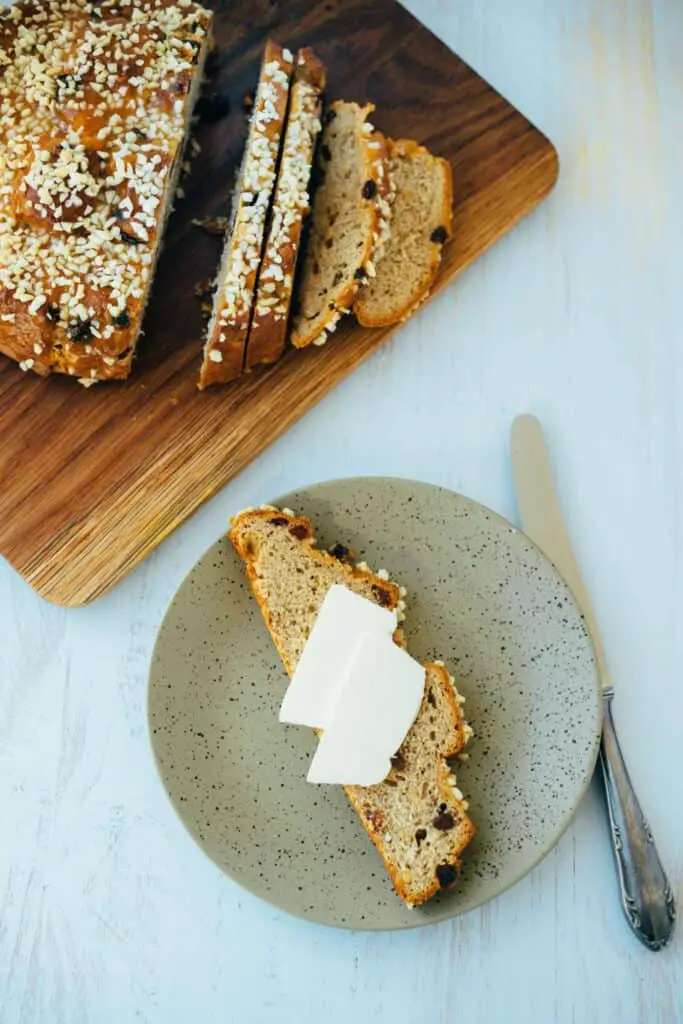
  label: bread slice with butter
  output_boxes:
[229,506,475,906]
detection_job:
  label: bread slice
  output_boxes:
[229,506,475,906]
[289,102,392,349]
[346,661,474,905]
[354,139,453,326]
[0,0,213,385]
[246,48,326,370]
[198,41,293,388]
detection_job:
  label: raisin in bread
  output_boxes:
[289,102,392,349]
[199,41,293,388]
[354,139,453,326]
[0,0,213,385]
[246,48,326,370]
[229,506,475,906]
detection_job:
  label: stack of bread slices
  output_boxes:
[198,40,453,387]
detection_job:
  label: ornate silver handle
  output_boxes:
[598,689,675,950]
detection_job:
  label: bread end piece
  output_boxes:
[354,138,453,328]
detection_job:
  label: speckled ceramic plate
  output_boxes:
[148,477,602,930]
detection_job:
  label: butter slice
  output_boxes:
[279,584,397,729]
[307,631,425,786]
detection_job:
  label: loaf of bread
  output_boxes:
[289,102,393,349]
[354,139,453,326]
[229,506,475,906]
[0,0,213,385]
[199,41,293,388]
[246,48,326,370]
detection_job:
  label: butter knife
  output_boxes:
[510,413,675,951]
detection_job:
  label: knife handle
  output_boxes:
[598,688,676,950]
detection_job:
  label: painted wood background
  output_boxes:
[1,0,681,1021]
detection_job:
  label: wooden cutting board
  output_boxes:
[0,0,558,607]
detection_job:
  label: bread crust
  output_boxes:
[199,40,293,388]
[354,138,453,328]
[229,506,475,906]
[246,48,326,370]
[0,0,213,385]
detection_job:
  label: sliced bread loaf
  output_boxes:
[198,41,293,388]
[246,48,326,370]
[289,102,392,349]
[354,139,453,327]
[229,506,475,906]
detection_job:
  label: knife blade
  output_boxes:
[510,413,610,687]
[510,413,675,951]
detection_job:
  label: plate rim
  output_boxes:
[147,474,603,931]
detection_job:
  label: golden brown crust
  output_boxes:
[199,41,293,388]
[229,505,475,906]
[290,103,391,349]
[198,323,245,389]
[354,138,453,329]
[246,48,326,371]
[0,0,213,385]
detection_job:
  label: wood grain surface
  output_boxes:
[0,0,557,606]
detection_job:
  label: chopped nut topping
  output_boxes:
[253,77,321,323]
[0,0,212,379]
[204,46,292,363]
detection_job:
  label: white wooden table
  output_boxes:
[1,0,682,1020]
